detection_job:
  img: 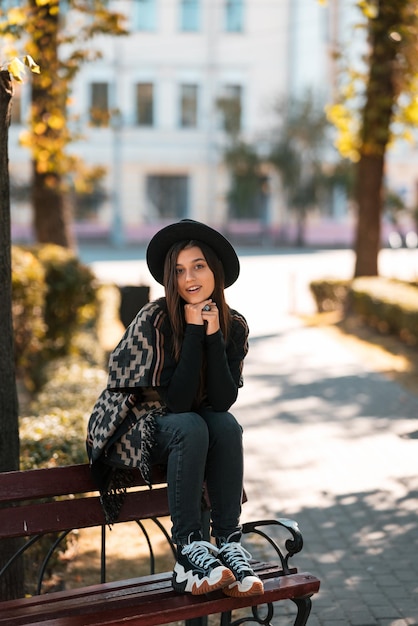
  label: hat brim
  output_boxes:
[146,220,240,288]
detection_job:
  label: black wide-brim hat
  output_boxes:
[146,219,240,288]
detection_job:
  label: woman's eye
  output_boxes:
[176,268,183,275]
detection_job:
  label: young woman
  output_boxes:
[87,219,263,598]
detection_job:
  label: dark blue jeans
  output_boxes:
[150,409,243,546]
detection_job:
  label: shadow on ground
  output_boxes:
[243,477,418,626]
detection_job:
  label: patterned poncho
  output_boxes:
[86,299,173,524]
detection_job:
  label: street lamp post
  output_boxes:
[110,108,124,248]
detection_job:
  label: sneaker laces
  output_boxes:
[181,541,221,568]
[218,542,253,574]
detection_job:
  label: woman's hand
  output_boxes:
[202,300,220,335]
[184,300,220,335]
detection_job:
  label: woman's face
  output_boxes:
[175,245,215,303]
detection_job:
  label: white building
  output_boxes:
[70,0,293,243]
[7,0,417,246]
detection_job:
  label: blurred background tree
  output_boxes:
[269,92,353,246]
[219,89,353,246]
[327,0,418,276]
[217,93,270,226]
[223,141,265,220]
[0,0,126,248]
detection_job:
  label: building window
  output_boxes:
[180,84,198,128]
[136,83,154,126]
[133,0,157,31]
[146,175,189,219]
[89,82,110,126]
[225,0,244,33]
[219,84,242,133]
[180,0,200,32]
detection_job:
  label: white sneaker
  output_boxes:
[173,540,236,595]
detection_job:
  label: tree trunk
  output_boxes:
[0,70,25,601]
[0,73,20,473]
[354,154,384,276]
[354,0,407,277]
[29,0,75,249]
[33,167,76,248]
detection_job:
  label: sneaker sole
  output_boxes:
[222,579,264,598]
[173,564,236,596]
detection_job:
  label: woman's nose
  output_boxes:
[185,267,196,281]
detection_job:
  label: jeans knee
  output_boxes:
[173,412,209,449]
[205,411,243,445]
[222,413,243,443]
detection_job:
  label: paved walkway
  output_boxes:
[237,317,418,626]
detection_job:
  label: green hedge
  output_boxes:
[12,244,99,389]
[350,277,418,345]
[310,276,418,345]
[19,355,106,470]
[30,244,98,354]
[309,278,351,312]
[12,246,47,380]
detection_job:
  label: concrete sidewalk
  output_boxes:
[237,317,418,626]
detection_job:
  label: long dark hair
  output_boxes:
[163,239,232,362]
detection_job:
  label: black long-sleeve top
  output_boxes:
[141,294,249,413]
[104,297,249,413]
[159,322,246,412]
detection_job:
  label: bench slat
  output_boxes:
[0,562,289,613]
[0,487,170,538]
[0,465,167,503]
[0,569,320,626]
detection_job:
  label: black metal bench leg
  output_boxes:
[291,596,312,626]
[220,610,232,626]
[186,618,207,626]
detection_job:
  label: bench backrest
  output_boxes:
[0,464,170,540]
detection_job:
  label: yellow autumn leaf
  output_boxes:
[19,130,31,147]
[24,55,40,75]
[357,1,378,19]
[336,136,359,162]
[342,83,356,100]
[38,149,50,161]
[400,129,414,143]
[325,103,348,126]
[34,122,47,135]
[37,161,49,174]
[48,114,65,130]
[7,7,26,25]
[7,57,25,82]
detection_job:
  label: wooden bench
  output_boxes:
[0,463,320,626]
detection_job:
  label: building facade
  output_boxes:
[8,0,417,246]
